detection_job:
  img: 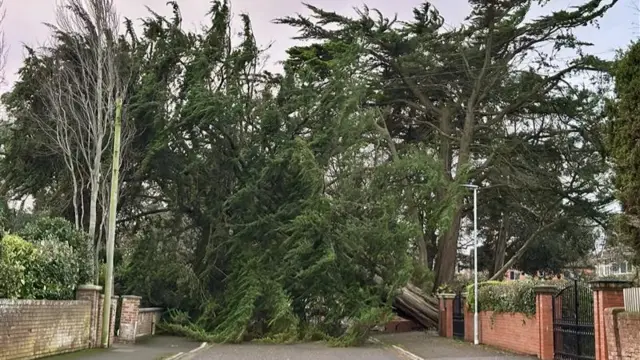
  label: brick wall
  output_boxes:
[136,308,163,337]
[477,311,539,356]
[440,286,555,359]
[118,295,141,343]
[605,307,640,359]
[0,299,91,360]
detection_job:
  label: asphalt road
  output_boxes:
[188,342,404,360]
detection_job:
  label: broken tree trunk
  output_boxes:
[394,282,439,329]
[374,276,440,330]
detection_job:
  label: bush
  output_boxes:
[466,280,542,317]
[19,217,91,283]
[0,234,39,298]
[31,237,80,299]
[0,234,80,299]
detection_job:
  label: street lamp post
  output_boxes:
[462,184,479,345]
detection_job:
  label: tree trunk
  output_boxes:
[425,229,437,271]
[88,169,101,283]
[433,209,462,288]
[417,237,428,268]
[374,275,439,328]
[393,283,439,329]
[489,219,561,280]
[492,214,509,277]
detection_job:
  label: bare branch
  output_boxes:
[0,0,7,85]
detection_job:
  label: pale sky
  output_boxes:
[1,0,638,92]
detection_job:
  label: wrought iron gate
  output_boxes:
[552,280,595,360]
[452,292,465,340]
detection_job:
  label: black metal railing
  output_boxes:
[552,279,595,360]
[452,292,465,340]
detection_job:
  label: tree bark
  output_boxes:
[374,275,439,328]
[393,283,439,329]
[492,213,509,276]
[88,168,101,282]
[434,210,462,288]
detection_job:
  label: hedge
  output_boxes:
[0,234,80,299]
[18,216,91,283]
[465,280,564,317]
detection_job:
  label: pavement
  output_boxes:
[43,336,202,360]
[372,331,535,360]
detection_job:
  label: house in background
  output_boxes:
[504,269,527,281]
[593,245,636,279]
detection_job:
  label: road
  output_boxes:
[188,342,404,360]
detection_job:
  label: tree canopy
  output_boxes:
[607,40,640,264]
[0,0,619,344]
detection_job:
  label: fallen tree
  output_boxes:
[394,283,439,329]
[374,275,439,329]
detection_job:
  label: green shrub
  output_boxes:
[0,234,39,298]
[19,217,91,283]
[466,280,539,316]
[31,237,80,299]
[0,234,80,299]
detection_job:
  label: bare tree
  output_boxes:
[35,0,127,283]
[0,0,7,85]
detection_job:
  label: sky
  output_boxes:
[1,0,639,92]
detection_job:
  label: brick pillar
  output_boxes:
[535,285,556,360]
[439,293,455,338]
[591,280,632,360]
[119,295,142,343]
[604,307,625,360]
[438,294,446,337]
[109,296,118,346]
[96,295,119,347]
[76,284,103,348]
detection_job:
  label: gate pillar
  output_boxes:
[590,280,632,360]
[439,293,456,338]
[535,285,556,360]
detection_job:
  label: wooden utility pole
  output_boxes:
[101,97,122,347]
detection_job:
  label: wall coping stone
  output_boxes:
[121,295,142,300]
[534,285,557,294]
[590,280,633,290]
[618,310,640,319]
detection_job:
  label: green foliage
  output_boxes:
[466,281,542,317]
[411,262,435,293]
[0,234,79,299]
[0,235,39,299]
[19,216,91,283]
[29,238,80,299]
[607,40,640,264]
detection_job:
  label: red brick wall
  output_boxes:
[605,307,640,359]
[118,296,141,343]
[137,308,163,337]
[594,287,626,360]
[0,299,91,360]
[477,311,540,356]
